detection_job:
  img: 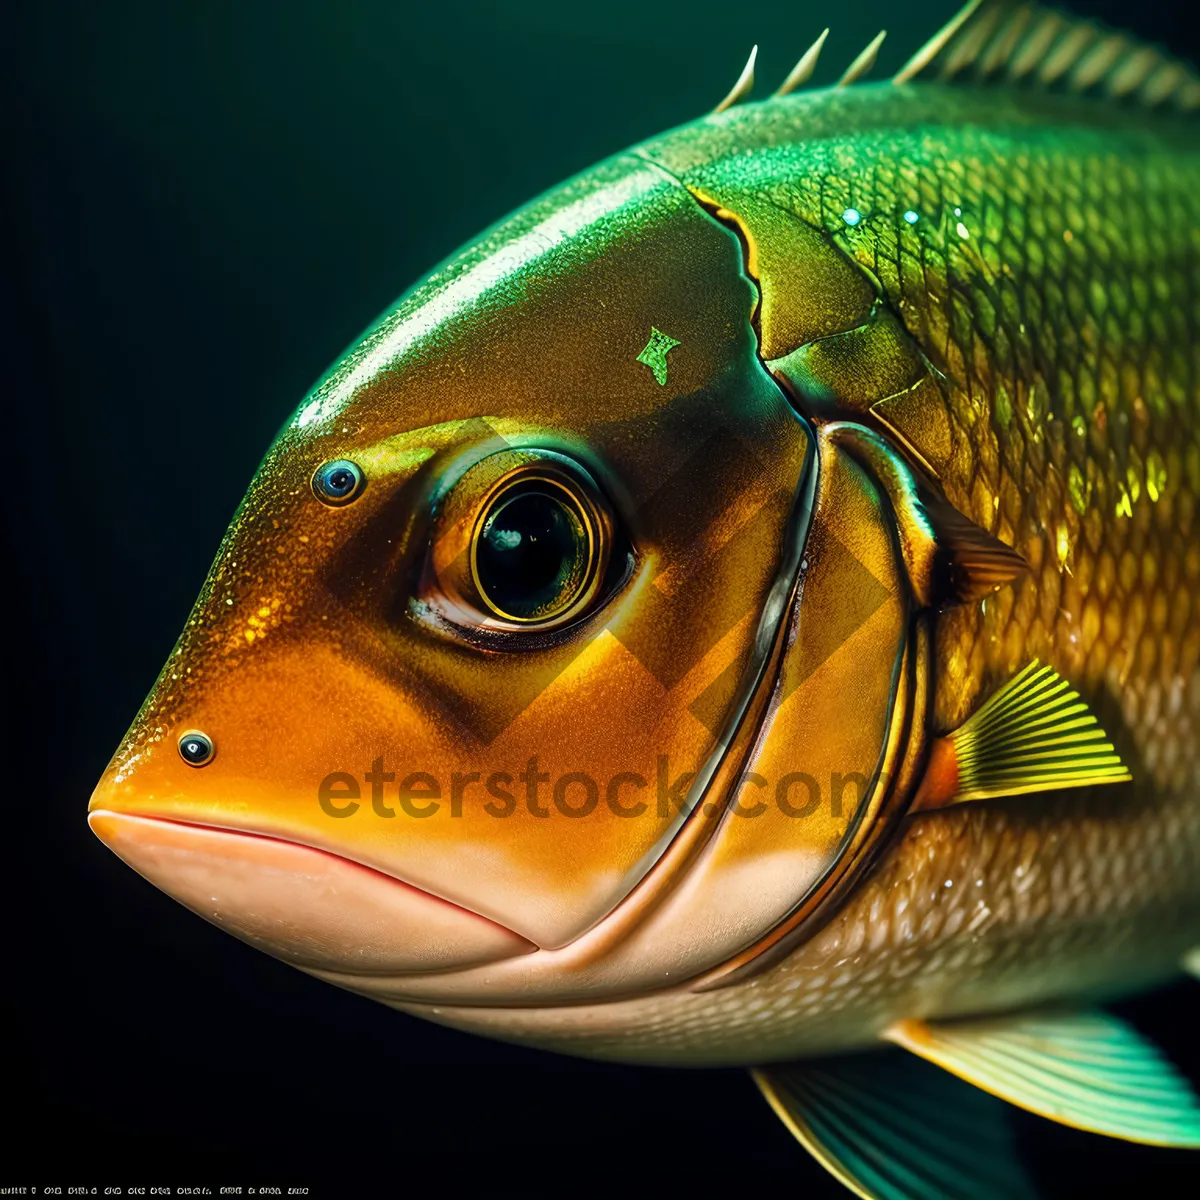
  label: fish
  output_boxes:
[88,2,1200,1194]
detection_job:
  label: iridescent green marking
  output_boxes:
[1068,464,1092,515]
[637,326,681,386]
[995,384,1012,429]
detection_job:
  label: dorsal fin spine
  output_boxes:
[838,30,887,87]
[981,7,1032,75]
[1040,24,1095,84]
[713,45,758,113]
[776,28,830,96]
[1069,33,1125,90]
[894,0,983,83]
[892,0,1200,112]
[1010,11,1064,79]
[944,4,1002,77]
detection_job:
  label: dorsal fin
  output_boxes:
[838,30,887,87]
[894,0,1200,111]
[713,45,758,113]
[775,28,829,97]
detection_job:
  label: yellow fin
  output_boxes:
[914,659,1132,808]
[752,1050,1033,1200]
[885,1010,1200,1147]
[894,0,1200,111]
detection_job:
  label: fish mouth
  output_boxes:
[87,810,536,976]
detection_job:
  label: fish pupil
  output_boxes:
[477,490,586,620]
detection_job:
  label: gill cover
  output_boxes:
[89,144,923,1004]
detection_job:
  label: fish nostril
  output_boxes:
[178,729,216,767]
[312,458,366,506]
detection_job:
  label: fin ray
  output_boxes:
[893,0,1200,111]
[918,489,1028,603]
[753,1050,1035,1200]
[947,660,1130,803]
[885,1010,1200,1147]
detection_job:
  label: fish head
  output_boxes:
[87,153,851,991]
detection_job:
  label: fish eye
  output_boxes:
[473,482,593,623]
[425,450,618,634]
[177,730,215,767]
[312,459,366,506]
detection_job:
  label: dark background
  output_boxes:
[6,1,1200,1194]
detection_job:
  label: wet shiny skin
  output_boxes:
[92,79,1200,1064]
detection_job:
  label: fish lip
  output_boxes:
[86,808,531,952]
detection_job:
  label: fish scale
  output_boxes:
[648,85,1200,734]
[424,790,1200,1064]
[87,2,1200,1189]
[407,83,1200,1062]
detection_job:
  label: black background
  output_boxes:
[6,1,1200,1194]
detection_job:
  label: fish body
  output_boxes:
[432,77,1200,1065]
[88,2,1200,1191]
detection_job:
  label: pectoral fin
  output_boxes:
[825,421,1027,608]
[910,659,1132,811]
[751,1050,1035,1199]
[885,1010,1200,1147]
[919,488,1029,604]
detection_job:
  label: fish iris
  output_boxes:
[473,486,590,622]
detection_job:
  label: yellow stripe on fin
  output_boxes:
[885,1010,1200,1147]
[751,1050,1034,1200]
[913,659,1132,809]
